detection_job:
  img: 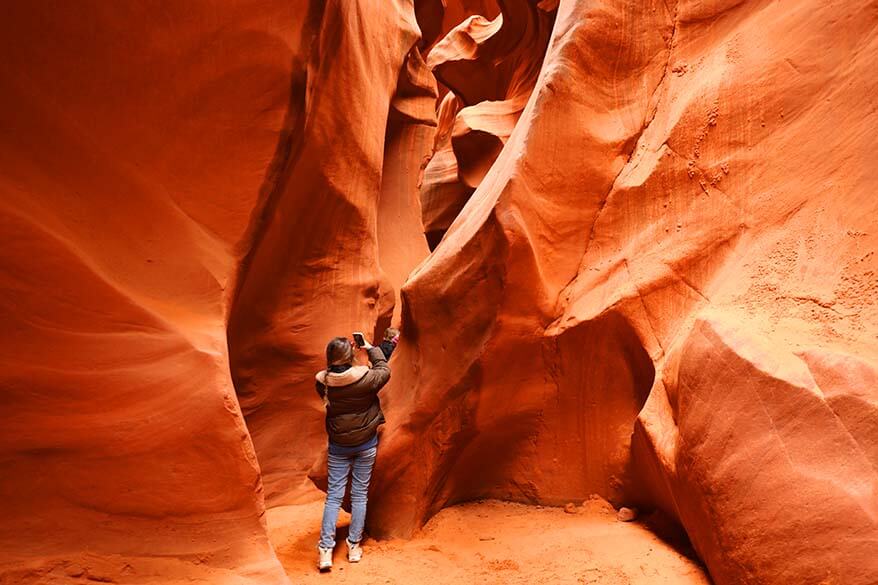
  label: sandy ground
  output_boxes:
[266,495,711,585]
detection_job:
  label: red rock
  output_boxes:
[634,317,878,584]
[379,44,436,325]
[616,507,637,523]
[420,93,474,249]
[419,0,556,248]
[371,1,878,585]
[2,1,877,584]
[0,1,303,582]
[226,0,427,509]
[370,0,671,538]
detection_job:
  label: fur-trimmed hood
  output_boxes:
[313,346,392,447]
[315,365,369,387]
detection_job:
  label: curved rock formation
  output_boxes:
[636,317,878,585]
[0,0,432,581]
[371,1,878,584]
[378,44,436,327]
[372,0,672,535]
[0,2,304,582]
[419,0,557,248]
[420,92,472,249]
[1,0,876,584]
[416,0,500,54]
[226,0,429,506]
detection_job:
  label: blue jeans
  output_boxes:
[318,446,377,549]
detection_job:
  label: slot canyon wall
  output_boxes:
[0,1,302,583]
[1,2,876,585]
[0,0,431,583]
[369,2,878,585]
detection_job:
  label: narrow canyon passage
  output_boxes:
[0,1,876,584]
[220,0,693,578]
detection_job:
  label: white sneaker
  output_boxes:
[318,546,333,571]
[346,539,363,563]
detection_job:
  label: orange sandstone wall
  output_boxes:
[0,2,302,582]
[1,1,876,584]
[0,0,430,582]
[420,0,555,248]
[226,0,431,506]
[372,0,670,534]
[371,1,878,584]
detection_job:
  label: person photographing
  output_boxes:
[314,332,391,571]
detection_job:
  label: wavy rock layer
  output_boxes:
[420,0,556,248]
[373,0,672,535]
[0,0,432,582]
[0,2,304,583]
[1,1,876,584]
[371,1,878,584]
[225,0,432,508]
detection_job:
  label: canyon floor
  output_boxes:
[267,492,710,584]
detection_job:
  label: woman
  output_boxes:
[378,327,400,360]
[314,335,390,571]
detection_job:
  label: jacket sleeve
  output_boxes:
[315,379,326,399]
[363,346,391,392]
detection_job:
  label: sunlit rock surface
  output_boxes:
[1,1,876,584]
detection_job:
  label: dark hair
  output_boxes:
[326,337,354,367]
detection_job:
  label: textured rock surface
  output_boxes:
[2,0,877,584]
[0,2,303,583]
[420,0,555,248]
[0,0,428,582]
[226,0,431,507]
[372,0,672,535]
[378,44,436,326]
[636,317,878,585]
[370,1,878,585]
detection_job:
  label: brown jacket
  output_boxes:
[314,346,391,446]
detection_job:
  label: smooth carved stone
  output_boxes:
[2,2,876,585]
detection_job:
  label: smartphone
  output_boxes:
[352,332,366,347]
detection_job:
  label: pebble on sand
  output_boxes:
[617,507,638,522]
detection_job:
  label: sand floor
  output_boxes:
[266,496,711,585]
